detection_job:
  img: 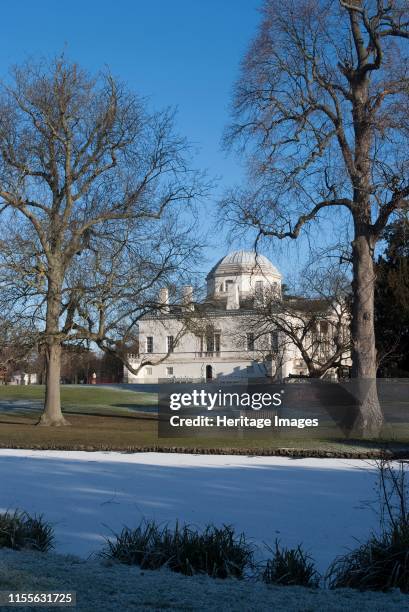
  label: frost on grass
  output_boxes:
[0,549,407,612]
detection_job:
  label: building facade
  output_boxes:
[124,250,350,383]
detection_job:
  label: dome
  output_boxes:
[207,250,281,279]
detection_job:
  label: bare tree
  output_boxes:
[66,222,207,377]
[243,266,351,379]
[0,57,206,425]
[223,0,409,435]
[0,317,39,383]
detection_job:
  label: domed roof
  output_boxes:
[207,250,281,278]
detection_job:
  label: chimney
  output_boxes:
[226,282,240,310]
[159,287,170,313]
[182,285,194,311]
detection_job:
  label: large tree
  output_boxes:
[223,0,409,436]
[0,58,205,425]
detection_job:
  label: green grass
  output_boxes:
[262,541,320,587]
[0,384,156,417]
[101,520,254,578]
[0,385,408,456]
[0,510,54,552]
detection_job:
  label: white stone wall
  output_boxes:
[123,307,351,384]
[124,312,280,383]
[208,271,281,299]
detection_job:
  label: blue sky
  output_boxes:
[0,0,333,281]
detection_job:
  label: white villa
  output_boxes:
[124,250,350,383]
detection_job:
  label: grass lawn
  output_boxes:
[0,384,408,457]
[0,384,155,416]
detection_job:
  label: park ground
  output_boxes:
[0,384,407,457]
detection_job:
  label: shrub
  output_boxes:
[327,516,409,591]
[101,520,253,579]
[102,520,159,567]
[327,460,409,592]
[262,541,319,587]
[0,510,54,552]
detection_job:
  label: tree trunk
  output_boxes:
[350,232,383,437]
[38,341,69,426]
[37,271,69,426]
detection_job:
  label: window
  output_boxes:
[247,365,254,373]
[320,321,329,335]
[166,366,174,376]
[198,334,204,356]
[271,331,279,352]
[204,327,221,356]
[206,325,214,354]
[214,333,221,355]
[254,280,264,306]
[167,335,174,353]
[146,367,152,376]
[310,323,318,337]
[225,280,234,292]
[246,332,255,351]
[206,334,214,353]
[146,336,153,353]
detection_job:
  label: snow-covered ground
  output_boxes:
[0,450,383,572]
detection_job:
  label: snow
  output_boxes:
[0,450,383,573]
[1,548,408,611]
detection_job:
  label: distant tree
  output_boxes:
[375,219,409,375]
[59,345,94,384]
[0,318,39,383]
[223,0,409,436]
[98,351,124,383]
[0,57,207,425]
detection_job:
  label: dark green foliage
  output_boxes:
[375,221,409,376]
[0,510,54,552]
[327,460,409,592]
[262,541,319,587]
[101,520,253,578]
[327,517,409,592]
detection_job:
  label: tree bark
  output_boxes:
[348,69,384,438]
[37,271,69,426]
[350,232,383,437]
[38,341,69,426]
